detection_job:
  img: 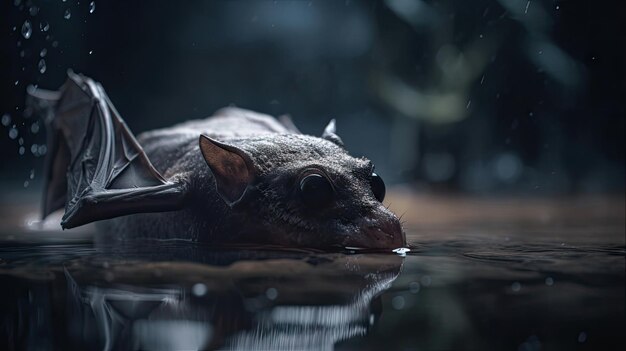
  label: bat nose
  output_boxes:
[348,211,406,249]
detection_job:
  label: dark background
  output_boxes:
[1,0,623,195]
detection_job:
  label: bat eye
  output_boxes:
[299,173,334,207]
[370,172,386,202]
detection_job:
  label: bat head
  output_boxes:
[199,122,406,250]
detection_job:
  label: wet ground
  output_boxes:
[0,190,624,350]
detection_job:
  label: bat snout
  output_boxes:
[344,211,406,250]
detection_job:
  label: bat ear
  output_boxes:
[199,135,255,206]
[321,119,344,147]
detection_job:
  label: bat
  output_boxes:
[27,72,405,249]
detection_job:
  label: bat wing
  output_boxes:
[28,71,187,229]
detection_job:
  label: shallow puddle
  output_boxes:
[1,231,623,350]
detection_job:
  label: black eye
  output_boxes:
[370,172,386,202]
[299,173,334,207]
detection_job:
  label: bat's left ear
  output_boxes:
[321,119,344,147]
[199,135,255,207]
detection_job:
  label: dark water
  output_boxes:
[0,224,624,350]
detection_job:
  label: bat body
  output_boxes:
[29,73,405,249]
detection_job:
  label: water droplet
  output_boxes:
[30,122,40,134]
[18,137,23,145]
[21,20,32,39]
[29,169,35,179]
[1,114,11,126]
[29,6,39,16]
[52,41,59,48]
[14,80,19,86]
[64,9,71,19]
[31,144,38,155]
[421,275,432,286]
[9,128,19,139]
[393,247,410,256]
[577,332,587,343]
[89,50,93,55]
[192,283,207,297]
[19,50,25,58]
[23,180,29,188]
[19,146,25,155]
[391,295,405,310]
[545,277,554,286]
[38,144,47,155]
[39,21,49,32]
[556,5,560,10]
[38,59,46,74]
[409,282,421,294]
[511,282,521,292]
[14,0,22,7]
[40,48,47,57]
[265,287,278,300]
[89,1,96,13]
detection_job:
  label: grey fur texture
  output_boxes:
[100,107,405,249]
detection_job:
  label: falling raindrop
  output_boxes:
[9,128,19,139]
[38,59,47,74]
[89,50,93,55]
[89,1,96,13]
[64,9,71,20]
[21,20,32,39]
[29,169,35,179]
[1,114,11,126]
[40,21,49,32]
[14,80,19,86]
[40,48,47,57]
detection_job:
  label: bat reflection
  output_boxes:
[60,251,403,350]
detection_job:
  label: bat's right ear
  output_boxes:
[321,119,344,147]
[199,135,255,207]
